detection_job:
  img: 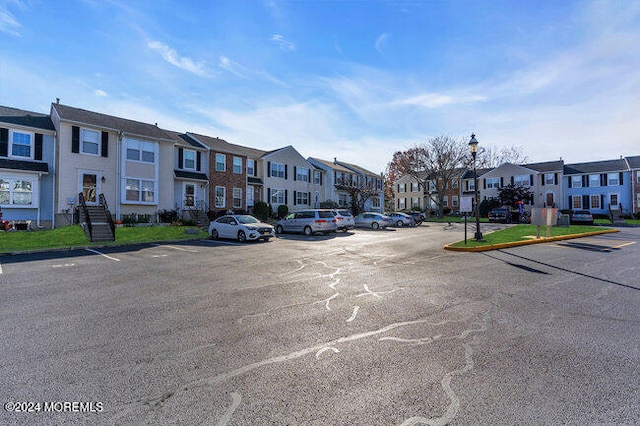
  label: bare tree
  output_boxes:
[386,135,470,217]
[476,145,529,168]
[334,180,379,217]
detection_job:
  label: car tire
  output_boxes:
[210,229,219,240]
[372,222,379,230]
[303,226,313,236]
[276,225,284,234]
[396,220,404,227]
[237,231,246,242]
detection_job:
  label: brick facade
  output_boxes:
[209,151,247,214]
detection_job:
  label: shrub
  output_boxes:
[121,215,137,227]
[443,207,452,215]
[277,204,289,219]
[181,219,197,226]
[158,209,178,223]
[137,214,152,224]
[320,200,340,209]
[254,201,270,221]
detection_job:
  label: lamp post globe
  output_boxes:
[469,133,483,241]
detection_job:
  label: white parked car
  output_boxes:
[209,214,275,242]
[331,209,355,231]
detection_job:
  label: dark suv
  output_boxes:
[488,208,511,223]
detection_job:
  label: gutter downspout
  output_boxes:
[116,131,123,219]
[51,131,57,229]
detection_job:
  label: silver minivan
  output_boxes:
[276,209,338,236]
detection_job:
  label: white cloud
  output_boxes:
[397,93,487,108]
[94,89,108,97]
[147,40,208,76]
[375,32,390,54]
[270,34,296,51]
[218,55,287,86]
[0,4,21,37]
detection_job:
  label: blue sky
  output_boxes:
[1,0,639,173]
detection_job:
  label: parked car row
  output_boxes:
[208,209,423,242]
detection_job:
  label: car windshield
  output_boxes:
[237,215,260,224]
[318,211,334,219]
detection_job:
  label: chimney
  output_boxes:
[56,98,60,104]
[334,157,337,164]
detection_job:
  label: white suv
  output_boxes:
[332,209,355,231]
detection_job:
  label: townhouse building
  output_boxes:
[307,157,355,209]
[187,133,255,215]
[626,156,640,215]
[50,102,177,227]
[334,159,384,212]
[0,105,56,228]
[163,130,209,219]
[564,158,632,216]
[392,172,426,211]
[262,146,317,213]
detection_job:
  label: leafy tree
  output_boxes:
[497,183,533,209]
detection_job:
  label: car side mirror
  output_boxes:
[230,221,237,225]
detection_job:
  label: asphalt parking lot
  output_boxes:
[1,223,638,425]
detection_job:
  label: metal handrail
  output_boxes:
[78,193,92,240]
[99,193,116,239]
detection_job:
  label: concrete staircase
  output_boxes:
[79,193,115,242]
[188,209,210,228]
[609,205,627,227]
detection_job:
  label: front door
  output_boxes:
[79,171,101,205]
[183,183,196,209]
[546,193,554,208]
[247,185,254,209]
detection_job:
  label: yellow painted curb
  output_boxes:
[444,229,619,252]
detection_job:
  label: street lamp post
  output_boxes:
[468,133,483,241]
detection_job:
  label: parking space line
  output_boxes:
[0,262,3,274]
[611,241,636,249]
[85,248,121,261]
[152,244,199,252]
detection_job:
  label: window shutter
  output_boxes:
[500,177,504,188]
[101,131,109,157]
[293,191,297,205]
[600,174,606,186]
[568,177,572,188]
[284,165,288,180]
[267,188,271,201]
[254,163,257,177]
[34,133,43,160]
[541,174,545,186]
[307,192,311,205]
[530,194,534,205]
[178,148,183,168]
[196,151,201,171]
[510,176,514,185]
[529,175,534,186]
[600,194,604,208]
[267,161,271,177]
[0,128,7,157]
[483,178,486,189]
[307,169,311,182]
[293,166,297,181]
[554,173,558,185]
[619,172,624,185]
[583,175,588,187]
[72,126,80,153]
[320,172,323,185]
[284,189,288,204]
[568,196,572,208]
[582,195,589,209]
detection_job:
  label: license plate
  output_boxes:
[263,231,270,235]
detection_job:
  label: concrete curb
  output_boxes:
[444,229,619,252]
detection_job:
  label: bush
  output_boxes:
[443,208,452,215]
[254,201,269,221]
[181,218,197,226]
[158,209,178,223]
[635,212,640,220]
[277,204,289,219]
[320,200,340,209]
[121,215,137,227]
[137,214,151,224]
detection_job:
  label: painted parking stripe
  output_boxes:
[0,262,3,274]
[152,244,198,252]
[85,248,121,261]
[611,241,636,249]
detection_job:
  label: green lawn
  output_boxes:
[424,215,490,223]
[595,218,640,225]
[448,224,610,248]
[0,225,208,253]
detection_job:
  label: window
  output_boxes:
[411,197,420,208]
[590,195,600,209]
[82,173,98,203]
[589,174,599,187]
[270,189,285,204]
[545,174,556,185]
[607,173,619,186]
[296,191,309,205]
[0,178,35,205]
[215,186,226,208]
[296,167,309,182]
[411,182,420,192]
[183,150,196,170]
[82,129,100,155]
[233,157,242,174]
[337,193,348,207]
[216,154,226,172]
[637,171,640,183]
[429,181,436,191]
[372,197,381,209]
[467,180,475,191]
[452,180,458,189]
[335,171,343,184]
[126,139,155,163]
[572,196,582,209]
[398,183,406,193]
[486,177,500,189]
[11,131,32,158]
[442,196,448,207]
[246,159,255,176]
[571,176,582,188]
[125,179,155,203]
[610,194,618,206]
[514,175,530,186]
[313,171,321,185]
[398,198,406,209]
[270,162,285,178]
[184,184,195,207]
[232,188,242,208]
[452,196,459,207]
